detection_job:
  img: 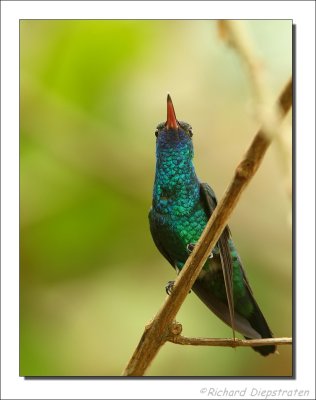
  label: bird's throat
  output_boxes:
[153,148,200,215]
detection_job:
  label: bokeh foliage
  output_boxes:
[20,20,292,376]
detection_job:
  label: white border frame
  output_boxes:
[1,1,315,399]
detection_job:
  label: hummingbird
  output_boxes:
[148,94,276,356]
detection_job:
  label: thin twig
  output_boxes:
[166,321,292,347]
[169,336,292,348]
[122,78,292,377]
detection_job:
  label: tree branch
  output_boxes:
[122,77,292,376]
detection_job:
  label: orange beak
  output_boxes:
[166,94,179,130]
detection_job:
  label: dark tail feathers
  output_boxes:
[246,299,276,356]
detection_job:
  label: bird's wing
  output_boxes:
[199,183,275,354]
[199,183,235,336]
[148,209,176,269]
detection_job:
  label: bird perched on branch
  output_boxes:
[149,94,276,356]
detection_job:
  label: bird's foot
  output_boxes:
[165,280,191,295]
[186,243,214,259]
[165,280,175,295]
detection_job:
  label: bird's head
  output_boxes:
[155,95,193,154]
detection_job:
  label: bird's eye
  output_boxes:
[155,129,159,137]
[188,129,193,137]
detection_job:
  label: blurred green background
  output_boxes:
[20,20,292,376]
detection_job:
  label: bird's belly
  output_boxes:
[154,206,209,264]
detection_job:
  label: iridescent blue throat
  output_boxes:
[153,137,200,216]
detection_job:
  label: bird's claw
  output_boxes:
[165,280,191,295]
[186,243,213,259]
[165,280,175,295]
